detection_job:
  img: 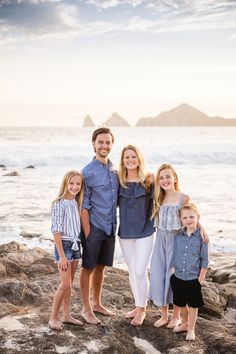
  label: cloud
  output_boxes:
[0,0,236,47]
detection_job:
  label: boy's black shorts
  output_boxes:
[81,223,115,269]
[170,274,204,308]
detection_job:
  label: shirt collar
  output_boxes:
[92,156,115,171]
[182,227,200,238]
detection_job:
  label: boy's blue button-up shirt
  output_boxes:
[82,157,119,236]
[171,227,209,280]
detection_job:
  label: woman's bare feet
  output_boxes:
[154,317,168,328]
[131,310,146,326]
[62,315,83,326]
[167,318,182,329]
[186,330,195,341]
[93,304,114,316]
[82,310,101,325]
[48,319,64,331]
[125,308,139,319]
[173,324,188,333]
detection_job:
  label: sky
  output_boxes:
[0,0,236,126]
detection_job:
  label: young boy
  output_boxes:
[170,203,208,341]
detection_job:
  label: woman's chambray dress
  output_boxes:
[149,193,187,306]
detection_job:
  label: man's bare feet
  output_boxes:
[186,330,195,341]
[125,308,139,319]
[131,310,146,326]
[82,310,101,325]
[93,304,114,316]
[154,317,168,328]
[62,315,83,326]
[167,318,182,329]
[48,319,64,331]
[173,324,188,333]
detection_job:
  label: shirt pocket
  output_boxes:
[93,172,107,188]
[190,243,200,256]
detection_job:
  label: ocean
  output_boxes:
[1,126,236,267]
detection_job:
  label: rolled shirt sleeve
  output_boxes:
[51,200,64,234]
[200,242,209,269]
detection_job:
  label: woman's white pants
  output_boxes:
[119,233,155,308]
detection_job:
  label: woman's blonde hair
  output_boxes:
[153,163,180,217]
[118,145,152,190]
[52,170,84,211]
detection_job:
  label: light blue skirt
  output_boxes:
[149,228,180,307]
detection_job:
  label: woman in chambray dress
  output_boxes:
[118,145,155,326]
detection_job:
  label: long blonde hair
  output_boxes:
[118,145,152,191]
[153,163,180,217]
[52,170,84,211]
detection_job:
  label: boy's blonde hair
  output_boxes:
[153,163,180,218]
[179,202,199,217]
[52,170,84,211]
[118,145,152,191]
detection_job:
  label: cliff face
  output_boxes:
[136,103,236,126]
[0,242,236,354]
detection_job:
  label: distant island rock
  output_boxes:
[103,112,130,127]
[82,115,95,127]
[136,103,236,126]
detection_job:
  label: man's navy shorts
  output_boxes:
[170,274,204,308]
[81,224,115,269]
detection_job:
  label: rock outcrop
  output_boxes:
[82,115,95,127]
[136,103,236,127]
[103,113,130,127]
[0,242,235,353]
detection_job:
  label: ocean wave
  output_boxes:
[1,150,236,167]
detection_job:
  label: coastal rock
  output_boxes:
[0,164,6,168]
[19,230,42,239]
[201,282,227,317]
[136,103,236,127]
[104,112,130,126]
[2,171,20,176]
[24,165,35,169]
[0,242,236,354]
[82,115,95,127]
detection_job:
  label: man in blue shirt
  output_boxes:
[80,127,119,324]
[170,203,208,341]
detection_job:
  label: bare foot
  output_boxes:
[167,318,182,329]
[125,308,139,319]
[82,311,101,325]
[48,319,64,331]
[173,324,188,333]
[186,330,195,341]
[131,310,146,326]
[93,304,114,316]
[154,317,168,328]
[62,315,83,326]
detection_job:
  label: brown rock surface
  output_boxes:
[0,242,235,354]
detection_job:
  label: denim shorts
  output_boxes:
[54,240,81,262]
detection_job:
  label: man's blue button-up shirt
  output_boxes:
[171,227,209,280]
[82,157,119,236]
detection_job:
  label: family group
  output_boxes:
[48,127,209,341]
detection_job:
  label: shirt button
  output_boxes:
[184,253,186,256]
[183,261,185,263]
[185,246,188,249]
[183,269,185,271]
